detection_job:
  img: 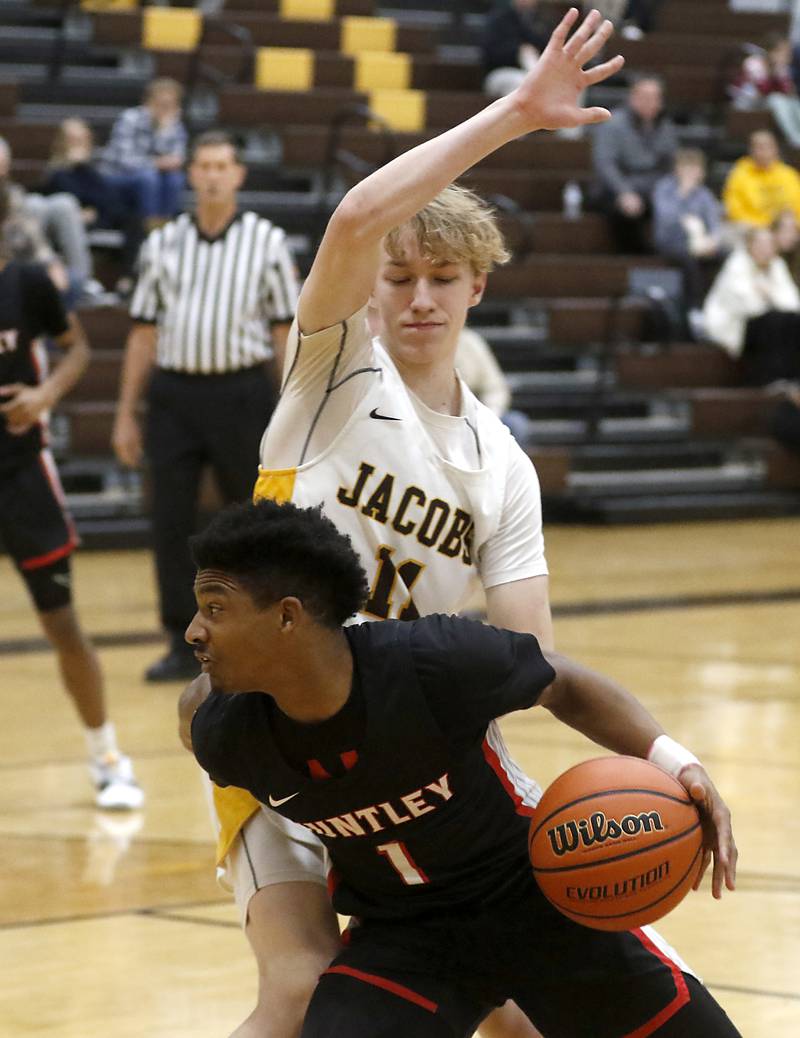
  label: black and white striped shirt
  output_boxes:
[130,211,298,373]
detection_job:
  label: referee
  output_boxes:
[112,129,298,681]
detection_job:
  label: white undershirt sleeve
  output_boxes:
[261,305,377,469]
[477,440,548,589]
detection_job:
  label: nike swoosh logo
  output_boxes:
[268,792,300,807]
[369,407,401,422]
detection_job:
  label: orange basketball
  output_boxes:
[529,756,704,932]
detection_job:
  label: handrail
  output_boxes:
[183,18,254,134]
[49,0,150,84]
[313,103,398,251]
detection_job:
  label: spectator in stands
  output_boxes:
[621,0,664,37]
[723,129,800,228]
[0,135,95,303]
[482,0,554,98]
[729,34,800,148]
[41,118,143,279]
[582,1,662,38]
[456,326,533,443]
[702,226,800,376]
[772,208,800,283]
[652,148,724,330]
[590,73,678,252]
[102,78,187,229]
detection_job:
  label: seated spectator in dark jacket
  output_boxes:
[101,78,187,227]
[590,74,677,252]
[40,119,142,275]
[482,0,553,98]
[652,148,724,312]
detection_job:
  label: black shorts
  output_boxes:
[0,451,78,611]
[301,883,741,1038]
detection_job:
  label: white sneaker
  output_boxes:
[89,753,145,810]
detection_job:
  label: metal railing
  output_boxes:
[183,18,254,133]
[313,103,398,251]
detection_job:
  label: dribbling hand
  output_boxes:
[679,763,738,899]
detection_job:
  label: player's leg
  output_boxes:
[479,1002,542,1038]
[38,596,104,728]
[234,883,341,1038]
[302,971,469,1038]
[225,808,341,1038]
[1,454,143,809]
[302,919,492,1038]
[507,901,742,1038]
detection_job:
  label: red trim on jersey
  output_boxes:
[20,453,78,570]
[481,737,536,818]
[308,758,331,780]
[340,749,359,771]
[620,929,690,1038]
[327,865,340,900]
[324,965,439,1013]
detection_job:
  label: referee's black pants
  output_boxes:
[145,366,275,639]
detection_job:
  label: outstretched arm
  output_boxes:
[299,8,623,334]
[538,653,737,899]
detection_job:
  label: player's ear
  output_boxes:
[468,271,487,308]
[278,596,304,630]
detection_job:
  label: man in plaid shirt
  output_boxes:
[102,78,188,229]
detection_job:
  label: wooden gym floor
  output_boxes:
[0,518,798,1037]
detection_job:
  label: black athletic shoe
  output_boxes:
[144,646,199,683]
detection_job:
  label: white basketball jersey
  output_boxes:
[256,306,547,621]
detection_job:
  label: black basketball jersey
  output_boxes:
[193,614,556,920]
[0,261,69,468]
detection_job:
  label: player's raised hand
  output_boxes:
[512,7,624,132]
[679,763,738,899]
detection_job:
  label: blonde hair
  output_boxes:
[383,184,511,274]
[49,118,92,170]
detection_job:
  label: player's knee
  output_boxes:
[255,951,330,1032]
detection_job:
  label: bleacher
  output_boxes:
[2,0,800,540]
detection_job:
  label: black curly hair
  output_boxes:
[189,499,369,628]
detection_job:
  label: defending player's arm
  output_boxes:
[486,577,553,651]
[299,9,623,334]
[177,674,212,753]
[538,653,737,899]
[482,443,554,649]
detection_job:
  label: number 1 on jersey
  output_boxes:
[377,841,429,885]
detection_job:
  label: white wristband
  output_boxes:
[647,735,700,779]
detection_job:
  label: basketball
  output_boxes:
[529,756,704,932]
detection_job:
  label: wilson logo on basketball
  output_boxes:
[546,810,665,857]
